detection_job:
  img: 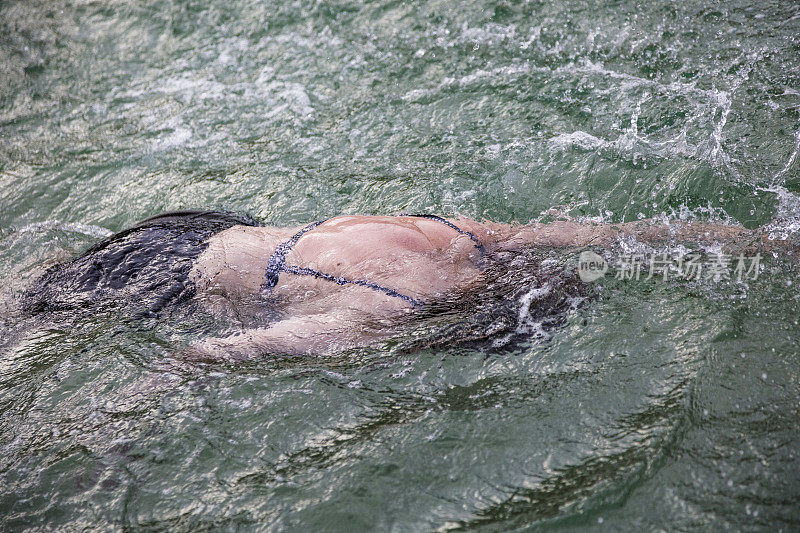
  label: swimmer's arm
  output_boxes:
[184,314,380,361]
[451,218,623,250]
[493,219,786,255]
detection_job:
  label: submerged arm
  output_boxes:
[184,313,389,362]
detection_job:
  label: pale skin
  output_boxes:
[185,215,784,361]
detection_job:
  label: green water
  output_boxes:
[1,0,799,530]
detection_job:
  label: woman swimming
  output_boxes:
[24,210,787,360]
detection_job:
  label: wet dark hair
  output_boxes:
[22,210,263,318]
[395,248,591,354]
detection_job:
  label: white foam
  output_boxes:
[276,83,314,119]
[489,283,554,348]
[547,81,738,173]
[770,94,800,185]
[570,59,719,101]
[757,90,800,234]
[215,37,249,66]
[515,283,553,336]
[402,63,534,102]
[758,185,800,240]
[153,125,192,150]
[549,131,608,151]
[155,75,228,102]
[252,68,314,120]
[459,22,518,45]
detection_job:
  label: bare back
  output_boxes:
[190,215,490,320]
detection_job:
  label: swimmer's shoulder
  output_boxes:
[444,216,515,250]
[191,224,294,297]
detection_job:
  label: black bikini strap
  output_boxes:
[263,219,325,290]
[284,265,422,307]
[400,213,486,255]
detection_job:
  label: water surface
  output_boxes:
[1,0,799,530]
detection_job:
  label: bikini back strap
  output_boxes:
[401,213,486,255]
[284,265,422,307]
[263,219,325,290]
